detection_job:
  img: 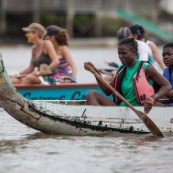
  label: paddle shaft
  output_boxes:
[88,66,136,111]
[86,64,164,137]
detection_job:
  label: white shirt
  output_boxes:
[136,40,153,62]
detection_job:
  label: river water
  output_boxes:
[0,45,173,173]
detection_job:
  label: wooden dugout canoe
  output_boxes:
[0,53,173,135]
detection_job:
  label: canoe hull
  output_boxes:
[2,97,173,135]
[0,53,173,135]
[30,100,173,134]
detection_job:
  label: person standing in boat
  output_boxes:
[129,24,165,71]
[84,38,171,114]
[46,25,77,83]
[10,23,59,85]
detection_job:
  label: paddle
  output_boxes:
[86,64,164,137]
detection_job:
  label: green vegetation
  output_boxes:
[40,12,66,28]
[98,14,127,37]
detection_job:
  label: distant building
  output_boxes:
[0,0,167,39]
[160,0,173,14]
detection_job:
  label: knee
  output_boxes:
[86,90,98,100]
[22,75,32,83]
[10,77,21,84]
[22,74,39,84]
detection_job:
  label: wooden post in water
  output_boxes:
[33,0,40,23]
[0,0,7,34]
[66,11,75,38]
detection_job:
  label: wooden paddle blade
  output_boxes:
[135,110,164,137]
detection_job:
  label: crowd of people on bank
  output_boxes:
[9,22,173,111]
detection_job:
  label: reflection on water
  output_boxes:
[0,45,172,173]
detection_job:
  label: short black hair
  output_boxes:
[118,38,138,54]
[163,43,173,49]
[129,24,145,40]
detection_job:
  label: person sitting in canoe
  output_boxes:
[102,27,154,82]
[159,43,173,105]
[84,38,171,114]
[46,25,77,83]
[129,24,165,71]
[10,23,59,85]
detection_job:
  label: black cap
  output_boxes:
[117,27,132,40]
[46,25,61,36]
[129,24,144,36]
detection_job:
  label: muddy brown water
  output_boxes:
[0,45,172,173]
